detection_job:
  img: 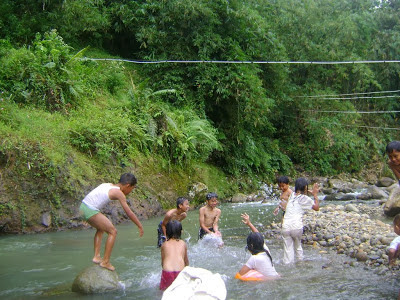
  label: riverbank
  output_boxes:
[264,202,399,276]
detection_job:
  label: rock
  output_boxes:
[368,186,388,200]
[72,265,123,294]
[376,177,395,187]
[231,193,247,203]
[328,179,353,191]
[41,212,52,227]
[356,193,372,200]
[384,186,400,217]
[355,250,368,262]
[345,204,359,213]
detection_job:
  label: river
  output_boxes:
[0,201,399,299]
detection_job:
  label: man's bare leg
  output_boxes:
[92,230,103,264]
[88,213,117,271]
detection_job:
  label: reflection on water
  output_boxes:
[0,202,399,299]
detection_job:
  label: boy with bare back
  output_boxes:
[160,220,189,290]
[157,197,190,247]
[79,173,144,271]
[198,193,222,239]
[273,176,293,216]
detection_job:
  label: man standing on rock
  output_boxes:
[79,173,144,271]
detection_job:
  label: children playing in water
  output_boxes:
[389,214,400,267]
[235,213,280,281]
[281,177,319,264]
[79,173,144,271]
[157,197,190,247]
[273,176,293,216]
[198,192,222,240]
[386,141,400,185]
[160,220,189,291]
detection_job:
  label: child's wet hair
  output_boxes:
[176,197,188,208]
[386,141,400,154]
[166,220,182,240]
[206,192,218,200]
[295,177,309,193]
[277,176,289,184]
[246,232,274,265]
[119,173,137,186]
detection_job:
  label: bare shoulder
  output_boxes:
[108,187,125,200]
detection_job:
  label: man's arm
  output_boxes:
[184,243,189,266]
[213,209,221,233]
[109,189,144,237]
[161,212,172,237]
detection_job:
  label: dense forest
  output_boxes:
[0,0,399,232]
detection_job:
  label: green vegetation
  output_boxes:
[0,0,399,232]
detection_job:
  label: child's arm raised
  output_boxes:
[241,213,258,233]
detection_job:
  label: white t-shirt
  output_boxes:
[389,236,400,250]
[245,252,279,277]
[282,193,314,231]
[82,183,120,210]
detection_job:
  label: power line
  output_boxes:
[286,115,400,130]
[82,57,400,65]
[302,110,400,114]
[297,90,400,97]
[301,95,400,100]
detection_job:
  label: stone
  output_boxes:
[376,177,395,187]
[72,265,123,294]
[367,185,388,200]
[355,250,368,262]
[384,186,400,217]
[41,212,52,227]
[345,204,359,213]
[230,193,247,203]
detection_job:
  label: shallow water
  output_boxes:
[0,201,399,299]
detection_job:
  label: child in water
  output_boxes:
[281,177,319,264]
[235,213,280,281]
[273,176,294,216]
[160,220,189,291]
[386,141,400,186]
[198,192,222,240]
[157,197,190,247]
[79,173,144,271]
[389,214,400,267]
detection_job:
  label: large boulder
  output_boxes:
[72,265,123,294]
[367,185,388,200]
[384,186,400,217]
[230,193,247,203]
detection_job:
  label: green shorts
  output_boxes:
[79,202,99,221]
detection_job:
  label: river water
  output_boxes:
[0,201,399,299]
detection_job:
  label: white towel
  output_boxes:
[162,266,227,300]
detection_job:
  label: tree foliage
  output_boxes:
[1,0,400,178]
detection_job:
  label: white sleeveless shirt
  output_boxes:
[82,183,120,210]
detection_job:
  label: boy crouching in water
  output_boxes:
[160,220,189,291]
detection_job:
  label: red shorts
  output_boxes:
[160,270,180,291]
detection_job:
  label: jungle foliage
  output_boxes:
[1,0,400,185]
